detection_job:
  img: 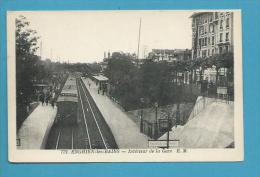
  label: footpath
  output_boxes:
[81,77,149,148]
[17,103,57,149]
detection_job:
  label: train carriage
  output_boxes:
[56,76,78,126]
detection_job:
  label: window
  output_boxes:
[226,32,229,41]
[226,18,230,28]
[225,45,229,52]
[220,20,223,29]
[200,26,204,35]
[220,33,223,42]
[202,50,207,57]
[215,12,218,19]
[208,49,210,56]
[209,15,213,22]
[212,36,215,45]
[205,37,207,46]
[204,26,207,34]
[208,37,211,45]
[219,46,223,54]
[212,49,215,55]
[211,25,214,32]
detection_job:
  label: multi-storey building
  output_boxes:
[190,12,234,84]
[191,12,233,59]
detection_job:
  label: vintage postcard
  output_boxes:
[7,10,243,162]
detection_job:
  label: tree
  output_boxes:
[16,15,40,129]
[140,60,173,106]
[16,16,39,57]
[206,52,234,86]
[104,52,140,110]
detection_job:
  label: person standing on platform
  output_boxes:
[51,98,55,108]
[45,92,50,106]
[40,92,44,106]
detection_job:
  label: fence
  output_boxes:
[139,103,194,139]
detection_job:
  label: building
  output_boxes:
[148,49,191,62]
[99,61,108,72]
[190,12,234,84]
[191,12,233,59]
[190,12,234,99]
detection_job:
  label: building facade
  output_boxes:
[148,49,191,62]
[190,12,234,84]
[191,12,233,59]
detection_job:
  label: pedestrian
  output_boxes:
[45,94,49,106]
[40,93,44,106]
[51,98,55,108]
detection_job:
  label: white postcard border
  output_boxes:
[7,10,243,162]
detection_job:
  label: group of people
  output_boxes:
[39,91,55,108]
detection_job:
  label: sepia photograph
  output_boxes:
[7,10,243,162]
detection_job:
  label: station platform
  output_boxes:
[17,104,57,149]
[81,77,149,148]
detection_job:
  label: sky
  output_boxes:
[19,11,193,63]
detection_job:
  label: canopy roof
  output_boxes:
[93,75,109,81]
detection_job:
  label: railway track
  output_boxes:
[77,78,115,149]
[46,76,117,149]
[55,126,75,149]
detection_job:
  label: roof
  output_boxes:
[174,49,191,54]
[57,96,78,103]
[61,85,77,95]
[64,77,77,86]
[61,76,78,95]
[190,12,213,18]
[152,49,175,54]
[58,75,78,102]
[93,75,109,81]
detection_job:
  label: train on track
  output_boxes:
[56,76,78,126]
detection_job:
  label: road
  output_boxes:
[45,77,118,149]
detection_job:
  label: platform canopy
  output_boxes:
[92,75,109,81]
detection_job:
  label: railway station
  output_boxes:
[17,73,149,150]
